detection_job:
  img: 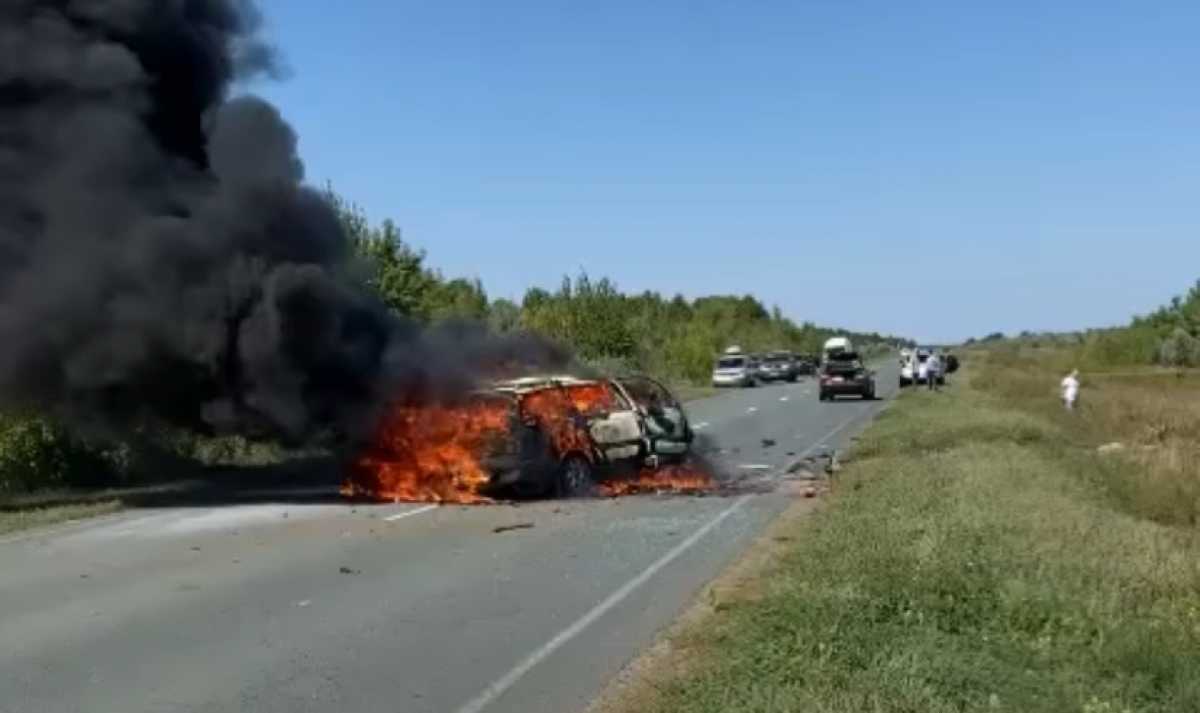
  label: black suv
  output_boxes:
[818,352,876,401]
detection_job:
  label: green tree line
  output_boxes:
[332,188,910,383]
[967,279,1200,368]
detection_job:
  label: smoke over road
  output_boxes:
[0,1,567,443]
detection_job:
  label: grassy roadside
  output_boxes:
[597,361,1200,713]
[0,500,122,538]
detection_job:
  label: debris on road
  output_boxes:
[1097,442,1126,454]
[761,438,777,448]
[803,486,819,498]
[492,523,535,534]
[338,566,359,575]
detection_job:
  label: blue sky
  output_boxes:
[254,0,1200,343]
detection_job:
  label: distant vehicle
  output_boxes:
[899,350,917,386]
[747,354,764,380]
[795,353,819,375]
[711,353,758,388]
[822,336,854,361]
[901,347,933,387]
[819,350,876,401]
[758,351,800,382]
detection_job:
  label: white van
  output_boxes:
[822,336,853,363]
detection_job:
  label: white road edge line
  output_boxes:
[454,493,754,713]
[692,421,710,430]
[384,504,438,522]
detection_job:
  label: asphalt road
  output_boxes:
[1,362,899,713]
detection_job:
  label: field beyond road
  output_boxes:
[601,355,1200,713]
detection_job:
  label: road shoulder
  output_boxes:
[586,491,824,713]
[587,366,1200,713]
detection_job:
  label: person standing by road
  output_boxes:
[926,352,942,391]
[1061,369,1080,411]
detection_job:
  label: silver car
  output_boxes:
[711,354,757,388]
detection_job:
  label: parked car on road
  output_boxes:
[822,336,854,362]
[819,351,876,401]
[900,347,934,386]
[758,351,800,382]
[711,353,758,388]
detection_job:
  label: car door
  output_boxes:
[614,376,692,457]
[567,382,644,463]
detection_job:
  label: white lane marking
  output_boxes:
[384,504,439,522]
[738,464,773,470]
[779,396,789,402]
[692,421,710,430]
[454,494,754,713]
[746,406,758,414]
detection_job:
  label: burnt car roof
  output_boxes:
[489,375,602,394]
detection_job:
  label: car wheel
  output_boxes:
[556,456,594,498]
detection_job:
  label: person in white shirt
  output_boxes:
[1060,369,1080,410]
[926,352,942,391]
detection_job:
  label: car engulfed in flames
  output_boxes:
[342,375,712,503]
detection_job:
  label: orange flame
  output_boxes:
[599,463,715,497]
[342,400,510,504]
[518,383,616,458]
[343,380,716,503]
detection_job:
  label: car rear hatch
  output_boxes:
[822,353,865,384]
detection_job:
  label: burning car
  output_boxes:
[343,374,701,502]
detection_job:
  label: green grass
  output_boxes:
[0,500,122,537]
[620,367,1200,713]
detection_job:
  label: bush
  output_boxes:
[0,415,117,495]
[1158,327,1200,367]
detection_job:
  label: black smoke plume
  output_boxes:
[0,1,569,444]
